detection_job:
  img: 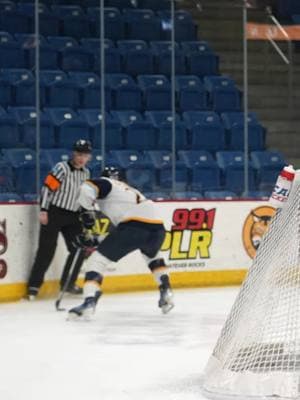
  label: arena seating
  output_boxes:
[0,0,284,200]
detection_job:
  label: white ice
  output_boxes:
[0,287,238,400]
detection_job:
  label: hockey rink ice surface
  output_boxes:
[0,287,238,400]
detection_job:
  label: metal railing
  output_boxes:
[265,6,294,113]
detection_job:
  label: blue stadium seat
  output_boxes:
[61,47,93,72]
[89,149,106,177]
[251,150,286,170]
[278,1,300,17]
[0,161,14,192]
[79,109,123,150]
[123,9,161,41]
[251,150,286,190]
[40,70,80,108]
[150,41,179,53]
[204,76,241,112]
[245,190,271,200]
[0,109,19,148]
[109,150,144,168]
[45,108,90,148]
[125,165,156,192]
[87,7,125,40]
[117,40,154,76]
[35,42,59,70]
[0,32,26,68]
[137,74,171,110]
[81,38,115,51]
[8,107,55,149]
[0,192,23,202]
[144,192,170,200]
[173,191,202,200]
[17,3,59,36]
[2,68,37,106]
[15,33,48,46]
[52,5,91,39]
[144,111,188,150]
[111,110,144,125]
[0,71,12,107]
[192,171,220,194]
[15,33,58,70]
[204,190,238,199]
[181,41,219,76]
[2,148,35,167]
[112,110,156,150]
[182,151,221,192]
[158,164,189,191]
[150,41,186,75]
[178,150,216,168]
[143,150,173,168]
[47,36,78,51]
[138,0,170,11]
[0,2,15,12]
[92,46,121,74]
[175,75,207,111]
[216,151,256,193]
[0,5,30,34]
[221,112,265,151]
[68,72,111,109]
[159,10,197,41]
[216,150,246,169]
[105,0,135,8]
[23,193,38,202]
[15,161,49,194]
[183,111,225,152]
[40,148,71,167]
[51,4,84,17]
[106,74,142,111]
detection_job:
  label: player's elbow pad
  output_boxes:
[78,183,96,210]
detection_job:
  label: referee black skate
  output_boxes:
[27,139,92,300]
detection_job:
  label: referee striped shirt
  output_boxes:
[41,161,90,212]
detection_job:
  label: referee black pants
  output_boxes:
[28,206,85,291]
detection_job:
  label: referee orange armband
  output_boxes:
[44,174,62,191]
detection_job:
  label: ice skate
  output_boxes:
[158,286,174,314]
[27,287,38,301]
[65,284,83,295]
[68,291,102,320]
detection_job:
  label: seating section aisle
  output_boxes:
[0,1,284,201]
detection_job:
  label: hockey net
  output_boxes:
[202,171,300,400]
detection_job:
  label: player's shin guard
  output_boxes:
[148,259,174,314]
[84,271,103,298]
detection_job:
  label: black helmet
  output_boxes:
[101,166,121,180]
[73,139,92,154]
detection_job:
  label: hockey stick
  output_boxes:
[55,247,83,312]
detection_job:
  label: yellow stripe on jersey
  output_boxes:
[151,266,168,272]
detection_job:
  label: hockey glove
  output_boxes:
[74,233,98,250]
[79,210,96,229]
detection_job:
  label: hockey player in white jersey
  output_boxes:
[68,166,174,319]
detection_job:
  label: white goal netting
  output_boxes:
[202,171,300,400]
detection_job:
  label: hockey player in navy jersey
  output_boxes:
[68,166,174,319]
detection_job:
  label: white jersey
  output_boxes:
[78,177,164,227]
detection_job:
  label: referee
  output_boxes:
[27,139,92,300]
